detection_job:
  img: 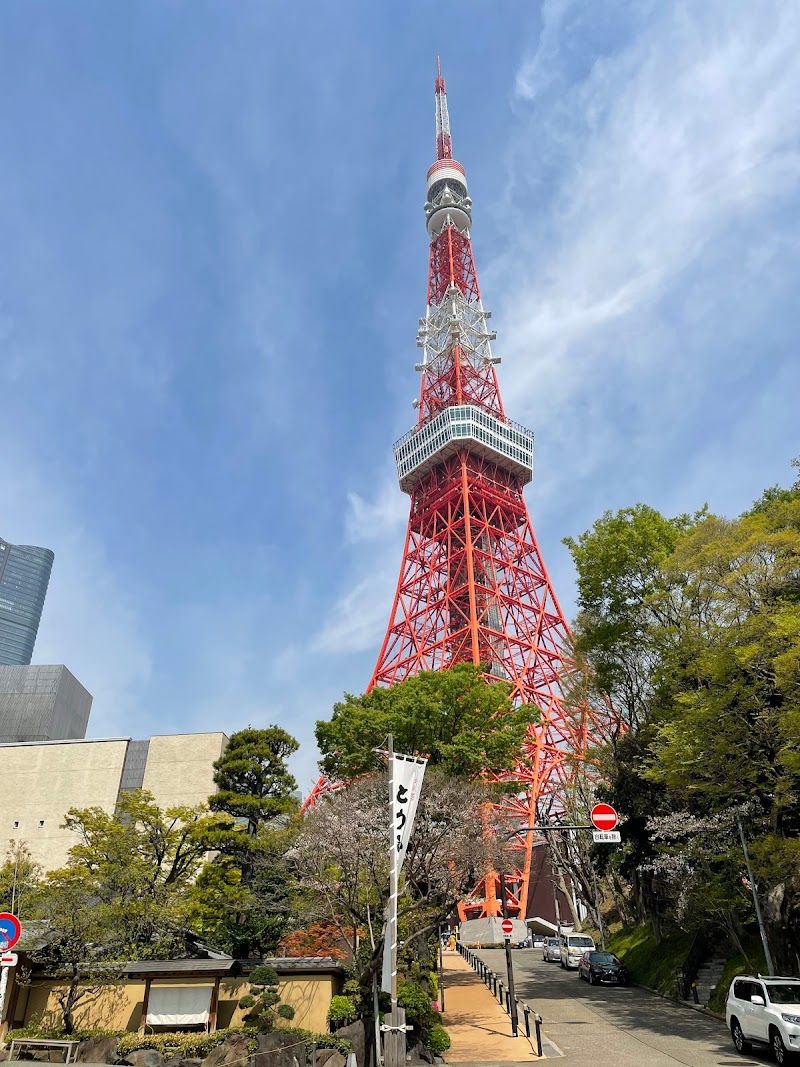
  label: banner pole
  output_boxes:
[388,733,398,1019]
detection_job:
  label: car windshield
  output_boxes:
[590,953,617,964]
[766,984,800,1005]
[570,936,594,947]
[547,938,559,945]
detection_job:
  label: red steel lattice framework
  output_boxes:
[305,62,614,921]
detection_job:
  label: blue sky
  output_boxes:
[1,1,798,794]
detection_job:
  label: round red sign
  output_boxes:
[0,913,21,951]
[501,918,513,934]
[590,803,618,831]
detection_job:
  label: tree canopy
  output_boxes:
[315,661,535,781]
[563,463,800,969]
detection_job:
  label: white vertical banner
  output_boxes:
[382,753,427,994]
[392,755,426,873]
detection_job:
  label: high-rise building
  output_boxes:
[0,538,54,665]
[0,664,92,743]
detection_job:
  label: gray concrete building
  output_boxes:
[0,732,228,871]
[0,538,54,665]
[0,664,92,743]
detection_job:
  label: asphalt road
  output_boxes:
[473,948,776,1066]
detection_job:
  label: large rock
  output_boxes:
[253,1033,304,1067]
[317,1054,344,1067]
[125,1051,165,1067]
[312,1052,336,1067]
[203,1035,254,1067]
[335,1022,372,1067]
[76,1037,121,1064]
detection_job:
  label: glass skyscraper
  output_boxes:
[0,538,54,665]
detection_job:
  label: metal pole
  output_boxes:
[387,734,398,1014]
[438,924,445,1012]
[384,734,404,1067]
[591,864,605,950]
[736,812,775,976]
[0,966,8,1027]
[499,870,519,1037]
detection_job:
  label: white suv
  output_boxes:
[726,974,800,1064]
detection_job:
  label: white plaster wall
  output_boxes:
[142,733,228,812]
[0,739,129,871]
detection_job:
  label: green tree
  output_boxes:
[315,662,534,781]
[208,727,299,842]
[0,841,42,917]
[61,789,221,958]
[193,728,300,957]
[563,503,700,732]
[24,868,116,1034]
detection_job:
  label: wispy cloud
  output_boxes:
[496,0,800,436]
[311,0,800,662]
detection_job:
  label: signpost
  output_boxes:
[590,804,618,831]
[498,871,519,1038]
[0,913,21,1025]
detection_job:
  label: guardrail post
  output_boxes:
[522,1005,530,1039]
[498,980,504,1004]
[534,1013,543,1058]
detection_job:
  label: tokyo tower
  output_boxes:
[308,62,613,922]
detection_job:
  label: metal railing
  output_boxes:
[676,930,708,1000]
[457,943,543,1057]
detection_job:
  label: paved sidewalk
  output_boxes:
[440,950,540,1062]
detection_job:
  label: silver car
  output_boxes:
[542,936,560,962]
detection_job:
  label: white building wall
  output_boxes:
[142,733,227,812]
[0,738,129,872]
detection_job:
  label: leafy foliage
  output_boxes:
[564,466,800,968]
[326,995,357,1028]
[278,921,348,960]
[426,1025,451,1055]
[192,727,300,957]
[315,662,534,781]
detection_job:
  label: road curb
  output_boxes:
[630,982,726,1023]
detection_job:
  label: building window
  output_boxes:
[12,821,18,829]
[38,820,44,827]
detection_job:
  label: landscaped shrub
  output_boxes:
[327,995,357,1029]
[5,1027,121,1045]
[426,1025,451,1056]
[118,1027,260,1059]
[397,980,434,1026]
[277,1004,295,1020]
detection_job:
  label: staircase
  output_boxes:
[693,953,727,1005]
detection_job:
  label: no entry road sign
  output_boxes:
[501,918,513,936]
[0,914,20,952]
[590,804,618,831]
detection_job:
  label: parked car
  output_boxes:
[531,933,545,947]
[542,936,561,962]
[726,974,800,1065]
[560,932,596,969]
[577,950,630,986]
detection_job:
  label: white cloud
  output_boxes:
[345,473,408,544]
[496,0,800,435]
[310,0,800,658]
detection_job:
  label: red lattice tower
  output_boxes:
[305,62,614,921]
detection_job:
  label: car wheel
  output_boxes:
[771,1027,794,1065]
[589,972,598,986]
[730,1019,751,1054]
